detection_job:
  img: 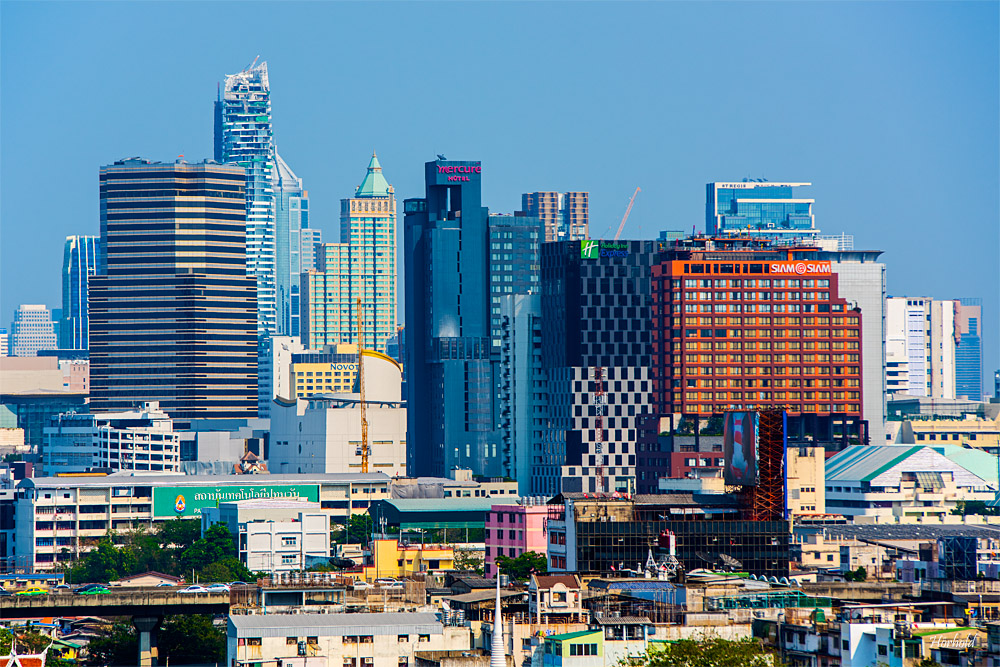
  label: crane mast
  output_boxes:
[357,297,369,473]
[613,187,641,241]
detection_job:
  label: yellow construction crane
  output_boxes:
[357,297,369,473]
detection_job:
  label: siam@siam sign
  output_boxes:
[769,261,831,275]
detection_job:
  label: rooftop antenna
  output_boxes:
[437,154,447,161]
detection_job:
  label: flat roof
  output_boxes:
[370,498,504,529]
[228,612,442,637]
[19,472,391,489]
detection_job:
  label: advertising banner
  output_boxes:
[723,411,759,486]
[152,484,320,518]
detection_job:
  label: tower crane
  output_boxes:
[612,187,641,241]
[357,297,369,473]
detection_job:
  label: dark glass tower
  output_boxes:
[404,160,541,478]
[89,159,258,420]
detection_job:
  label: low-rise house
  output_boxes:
[109,571,182,587]
[529,574,584,623]
[364,539,455,581]
[227,612,470,667]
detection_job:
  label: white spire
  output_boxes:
[490,573,505,667]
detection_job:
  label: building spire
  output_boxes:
[490,573,505,667]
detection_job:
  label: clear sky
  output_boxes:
[2,1,998,389]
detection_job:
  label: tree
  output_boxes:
[638,637,781,667]
[180,523,237,573]
[334,513,374,544]
[453,548,484,575]
[158,517,202,549]
[843,566,868,582]
[84,623,138,666]
[159,615,226,664]
[198,556,253,583]
[494,551,547,580]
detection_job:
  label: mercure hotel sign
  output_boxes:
[152,484,320,518]
[437,164,482,182]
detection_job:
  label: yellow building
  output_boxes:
[291,343,359,398]
[363,539,455,581]
[786,446,826,516]
[897,416,1000,452]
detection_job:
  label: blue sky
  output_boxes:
[2,1,997,386]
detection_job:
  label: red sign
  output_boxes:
[769,261,831,275]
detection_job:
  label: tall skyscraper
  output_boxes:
[885,297,957,399]
[706,180,817,239]
[8,305,57,357]
[302,153,397,353]
[955,298,983,400]
[60,235,99,351]
[215,59,277,336]
[89,158,258,420]
[520,191,589,242]
[273,153,311,337]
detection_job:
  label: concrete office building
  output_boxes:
[290,344,359,398]
[42,402,180,475]
[886,297,956,399]
[60,236,99,351]
[521,191,589,242]
[955,298,983,400]
[14,471,391,569]
[257,335,307,418]
[202,499,329,573]
[215,59,277,335]
[227,613,470,667]
[303,154,397,353]
[542,240,657,495]
[89,158,258,420]
[273,153,311,338]
[271,350,406,477]
[8,305,57,357]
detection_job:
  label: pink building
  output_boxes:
[484,501,550,577]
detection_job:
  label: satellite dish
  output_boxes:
[437,154,447,161]
[695,551,714,563]
[719,554,743,570]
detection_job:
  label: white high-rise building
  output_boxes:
[886,297,957,399]
[8,305,57,357]
[215,59,277,336]
[302,154,397,353]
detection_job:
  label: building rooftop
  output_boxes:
[826,444,997,485]
[229,612,441,637]
[19,471,391,489]
[531,574,580,589]
[546,630,601,642]
[355,153,392,198]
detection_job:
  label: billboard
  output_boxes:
[723,411,759,486]
[152,484,320,518]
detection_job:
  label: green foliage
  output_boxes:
[950,500,1000,517]
[64,520,245,584]
[843,567,868,582]
[333,513,374,544]
[917,660,943,667]
[639,637,781,667]
[84,623,137,666]
[159,615,226,664]
[494,551,547,580]
[453,548,485,575]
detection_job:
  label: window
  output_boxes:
[287,637,298,645]
[307,637,319,645]
[398,635,409,642]
[418,634,430,642]
[282,536,297,547]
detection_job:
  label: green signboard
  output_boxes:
[580,239,629,260]
[152,484,320,518]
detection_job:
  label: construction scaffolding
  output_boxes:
[741,409,787,522]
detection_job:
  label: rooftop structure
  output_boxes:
[706,180,817,239]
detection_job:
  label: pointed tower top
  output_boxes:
[355,151,392,198]
[490,573,505,667]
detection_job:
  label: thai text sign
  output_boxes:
[152,484,320,518]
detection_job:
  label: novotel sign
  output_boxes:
[769,261,832,275]
[437,164,482,182]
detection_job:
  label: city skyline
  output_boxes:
[1,1,997,379]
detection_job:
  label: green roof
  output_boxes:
[826,445,923,482]
[547,630,602,642]
[355,152,392,198]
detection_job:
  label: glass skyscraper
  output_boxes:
[302,153,397,353]
[273,152,311,337]
[215,59,277,336]
[89,159,258,420]
[706,180,816,239]
[955,298,983,400]
[60,235,99,351]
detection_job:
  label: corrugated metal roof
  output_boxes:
[228,612,442,638]
[546,630,601,642]
[382,498,507,512]
[593,617,653,626]
[21,472,390,489]
[825,446,923,482]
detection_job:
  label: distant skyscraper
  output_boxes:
[706,181,817,239]
[60,236,99,351]
[303,153,397,353]
[955,298,983,400]
[9,305,57,357]
[273,153,311,337]
[520,191,589,242]
[89,158,258,420]
[885,297,956,399]
[404,159,541,479]
[0,329,7,357]
[215,59,277,336]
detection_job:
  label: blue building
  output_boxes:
[60,236,99,351]
[404,159,541,479]
[706,180,816,239]
[273,153,311,337]
[955,298,983,400]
